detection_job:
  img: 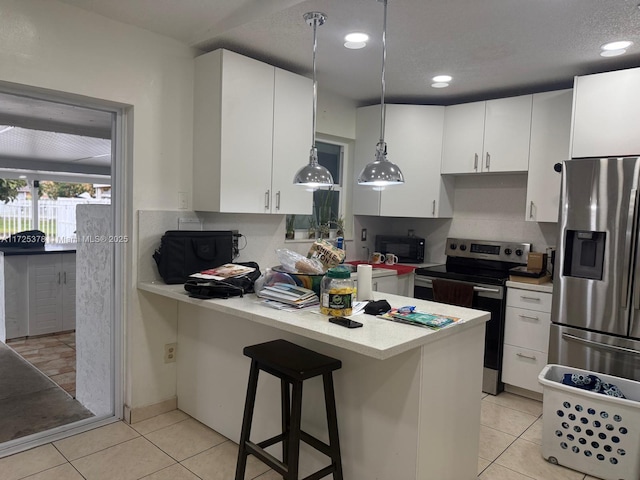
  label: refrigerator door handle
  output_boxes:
[621,188,639,309]
[562,333,640,356]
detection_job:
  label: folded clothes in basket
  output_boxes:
[562,373,626,398]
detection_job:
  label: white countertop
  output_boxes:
[506,280,554,294]
[138,281,490,360]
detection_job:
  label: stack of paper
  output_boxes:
[190,263,256,280]
[380,308,459,329]
[257,283,319,308]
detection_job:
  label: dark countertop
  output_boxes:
[0,244,77,256]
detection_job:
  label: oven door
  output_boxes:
[414,275,506,395]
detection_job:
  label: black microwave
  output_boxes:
[375,235,425,263]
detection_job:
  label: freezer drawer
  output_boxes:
[548,324,640,382]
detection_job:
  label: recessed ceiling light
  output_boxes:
[601,40,633,51]
[344,32,368,49]
[431,82,450,88]
[18,175,27,179]
[600,49,627,57]
[432,75,452,82]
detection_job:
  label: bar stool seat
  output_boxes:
[235,339,344,480]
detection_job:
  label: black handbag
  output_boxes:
[153,230,234,284]
[184,262,261,299]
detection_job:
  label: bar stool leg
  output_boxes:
[286,380,303,480]
[281,379,290,465]
[235,360,260,480]
[323,373,344,480]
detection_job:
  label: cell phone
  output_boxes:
[329,317,363,328]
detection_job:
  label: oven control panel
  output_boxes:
[445,237,531,263]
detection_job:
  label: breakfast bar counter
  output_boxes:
[138,282,489,480]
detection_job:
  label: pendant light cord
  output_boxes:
[311,17,319,161]
[379,0,388,146]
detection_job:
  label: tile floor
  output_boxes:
[0,391,607,480]
[7,332,77,397]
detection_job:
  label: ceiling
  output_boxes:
[57,0,640,105]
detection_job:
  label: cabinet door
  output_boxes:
[571,67,640,158]
[526,90,572,222]
[28,255,63,336]
[4,257,29,339]
[61,254,76,331]
[380,105,452,217]
[441,101,485,174]
[353,105,383,215]
[372,275,398,295]
[483,95,532,173]
[271,68,313,215]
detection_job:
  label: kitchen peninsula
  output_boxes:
[138,281,489,480]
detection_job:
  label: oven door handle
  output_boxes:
[414,277,501,294]
[473,286,500,293]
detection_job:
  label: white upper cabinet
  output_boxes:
[353,104,453,218]
[571,67,640,158]
[442,95,532,174]
[193,49,313,214]
[526,90,572,223]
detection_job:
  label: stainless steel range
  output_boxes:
[414,237,531,395]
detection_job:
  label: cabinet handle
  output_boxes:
[276,191,281,210]
[485,152,490,170]
[520,295,541,302]
[474,153,478,171]
[516,352,537,361]
[529,201,534,219]
[518,314,540,321]
[265,190,270,209]
[64,272,67,284]
[432,200,436,215]
[373,282,378,291]
[58,272,61,284]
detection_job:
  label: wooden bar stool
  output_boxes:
[235,339,344,480]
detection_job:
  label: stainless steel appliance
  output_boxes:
[374,235,425,263]
[550,157,640,381]
[414,237,531,394]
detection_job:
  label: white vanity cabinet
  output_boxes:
[441,95,532,174]
[193,49,313,215]
[353,104,453,218]
[502,285,553,393]
[28,253,76,336]
[525,89,572,223]
[571,67,640,158]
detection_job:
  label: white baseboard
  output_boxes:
[123,397,177,424]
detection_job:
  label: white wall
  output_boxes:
[0,0,196,411]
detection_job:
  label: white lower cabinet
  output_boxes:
[4,256,29,339]
[353,272,399,295]
[28,253,76,336]
[502,287,552,393]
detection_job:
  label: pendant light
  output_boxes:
[357,0,404,187]
[293,12,334,188]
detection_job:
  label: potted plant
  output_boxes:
[285,215,295,240]
[307,218,317,239]
[334,216,345,237]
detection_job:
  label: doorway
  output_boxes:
[0,88,125,454]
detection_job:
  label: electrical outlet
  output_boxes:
[178,192,189,210]
[361,228,367,241]
[164,343,177,363]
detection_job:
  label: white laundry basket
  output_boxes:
[538,365,640,480]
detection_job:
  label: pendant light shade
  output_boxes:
[293,12,334,188]
[357,0,404,187]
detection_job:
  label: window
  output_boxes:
[287,140,346,240]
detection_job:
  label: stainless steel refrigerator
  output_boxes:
[549,157,640,381]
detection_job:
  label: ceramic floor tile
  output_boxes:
[483,392,543,417]
[71,437,175,480]
[54,421,140,461]
[251,470,284,479]
[0,444,67,480]
[24,462,85,480]
[481,401,539,437]
[479,425,517,462]
[145,418,227,461]
[478,457,491,475]
[181,440,270,480]
[32,359,75,376]
[49,371,76,389]
[495,438,585,480]
[131,409,190,435]
[479,463,537,479]
[140,463,201,479]
[521,417,543,445]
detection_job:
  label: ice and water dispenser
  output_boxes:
[562,230,606,280]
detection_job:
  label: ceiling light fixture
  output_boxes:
[293,12,334,189]
[601,40,633,51]
[431,82,450,88]
[432,75,452,82]
[600,49,627,57]
[344,32,369,49]
[357,0,404,188]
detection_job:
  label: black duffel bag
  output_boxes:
[184,262,261,299]
[153,230,234,284]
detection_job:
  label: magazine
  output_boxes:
[190,263,256,280]
[379,308,459,329]
[257,282,319,307]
